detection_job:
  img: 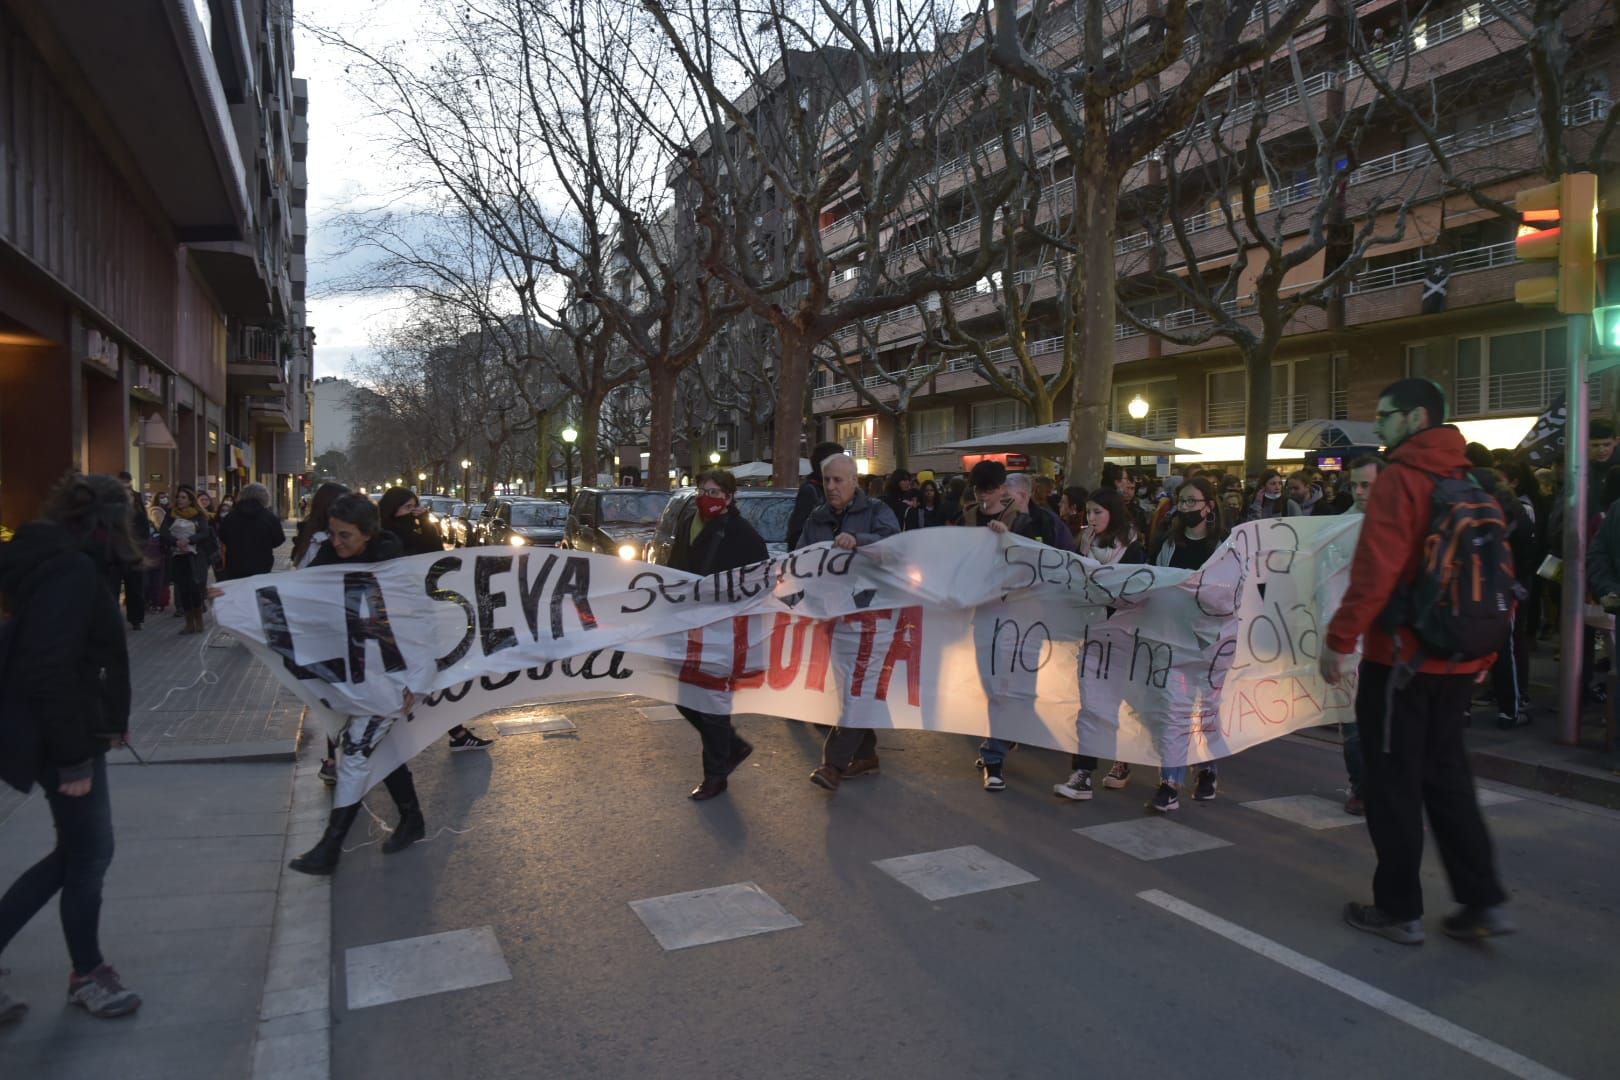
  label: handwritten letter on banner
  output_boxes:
[213,518,1364,804]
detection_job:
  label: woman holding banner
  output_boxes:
[669,469,767,801]
[1146,477,1229,813]
[1054,489,1147,801]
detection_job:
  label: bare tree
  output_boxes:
[989,0,1318,485]
[639,0,1024,486]
[1119,48,1425,475]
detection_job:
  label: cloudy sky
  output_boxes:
[296,0,431,381]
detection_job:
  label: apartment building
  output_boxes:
[808,0,1619,478]
[0,0,310,528]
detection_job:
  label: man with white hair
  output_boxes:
[215,482,287,580]
[797,453,899,792]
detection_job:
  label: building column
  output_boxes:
[0,341,74,528]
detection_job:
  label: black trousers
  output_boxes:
[1355,662,1507,921]
[676,706,740,779]
[821,726,876,771]
[1489,613,1529,716]
[119,564,145,627]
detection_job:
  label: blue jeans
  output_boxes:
[0,754,114,975]
[1161,762,1218,785]
[978,738,1014,766]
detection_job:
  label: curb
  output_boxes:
[250,721,332,1080]
[1468,750,1620,811]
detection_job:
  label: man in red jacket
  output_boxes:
[1319,378,1511,945]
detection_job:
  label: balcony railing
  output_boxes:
[1347,2,1519,84]
[1331,389,1349,420]
[814,380,853,399]
[1111,407,1181,439]
[1204,394,1308,433]
[1346,238,1517,294]
[839,437,879,460]
[1451,369,1589,417]
[908,428,957,455]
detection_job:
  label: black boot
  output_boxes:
[289,804,361,875]
[380,767,425,854]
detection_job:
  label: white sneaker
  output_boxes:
[1053,769,1094,801]
[1102,762,1131,789]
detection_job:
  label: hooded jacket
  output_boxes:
[0,522,131,790]
[1324,425,1496,675]
[217,499,288,579]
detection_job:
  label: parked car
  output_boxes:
[487,500,568,548]
[417,494,459,532]
[447,502,483,548]
[646,487,797,565]
[565,488,672,560]
[473,496,540,546]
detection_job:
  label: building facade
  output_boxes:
[0,0,310,528]
[807,1,1619,478]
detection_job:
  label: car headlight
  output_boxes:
[510,535,528,546]
[617,543,638,560]
[426,512,438,524]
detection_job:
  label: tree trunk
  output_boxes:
[893,409,910,472]
[645,365,676,491]
[578,388,604,487]
[1066,175,1119,488]
[1243,321,1285,480]
[533,408,550,496]
[688,430,705,482]
[773,331,812,488]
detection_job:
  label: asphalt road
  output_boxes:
[326,698,1620,1080]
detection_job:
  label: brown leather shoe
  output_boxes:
[689,777,727,801]
[809,765,842,791]
[844,756,880,778]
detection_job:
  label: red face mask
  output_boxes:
[696,495,728,520]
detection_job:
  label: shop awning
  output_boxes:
[135,413,177,449]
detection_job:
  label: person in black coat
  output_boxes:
[669,469,768,801]
[378,486,447,556]
[786,440,845,550]
[0,473,143,1018]
[290,495,427,876]
[902,479,947,530]
[216,482,287,580]
[113,471,150,629]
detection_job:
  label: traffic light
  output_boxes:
[1514,172,1598,314]
[1594,208,1620,354]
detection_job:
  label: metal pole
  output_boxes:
[1560,312,1591,745]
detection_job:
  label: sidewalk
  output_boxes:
[0,544,326,1080]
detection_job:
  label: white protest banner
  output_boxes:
[213,518,1364,805]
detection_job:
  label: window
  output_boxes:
[908,407,956,454]
[836,417,877,459]
[1205,369,1245,433]
[716,429,730,452]
[1451,328,1564,415]
[970,399,1028,437]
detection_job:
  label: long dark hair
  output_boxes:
[1086,487,1136,550]
[1164,476,1228,551]
[919,480,939,506]
[292,481,348,565]
[42,472,140,569]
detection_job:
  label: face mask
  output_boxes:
[158,497,170,506]
[1179,509,1206,529]
[696,495,727,520]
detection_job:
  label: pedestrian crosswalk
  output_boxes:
[1075,818,1233,860]
[872,844,1038,900]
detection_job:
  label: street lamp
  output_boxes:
[561,426,579,501]
[417,471,427,491]
[461,458,472,503]
[1127,394,1150,421]
[709,450,721,465]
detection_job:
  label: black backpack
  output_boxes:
[1387,468,1523,664]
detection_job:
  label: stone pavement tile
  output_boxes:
[629,882,803,951]
[871,845,1039,901]
[98,854,284,901]
[114,890,279,935]
[253,1029,330,1080]
[344,925,512,1009]
[1243,795,1365,830]
[0,966,263,1043]
[638,704,685,722]
[1075,818,1234,861]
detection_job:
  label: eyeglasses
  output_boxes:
[1176,497,1207,509]
[698,487,725,497]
